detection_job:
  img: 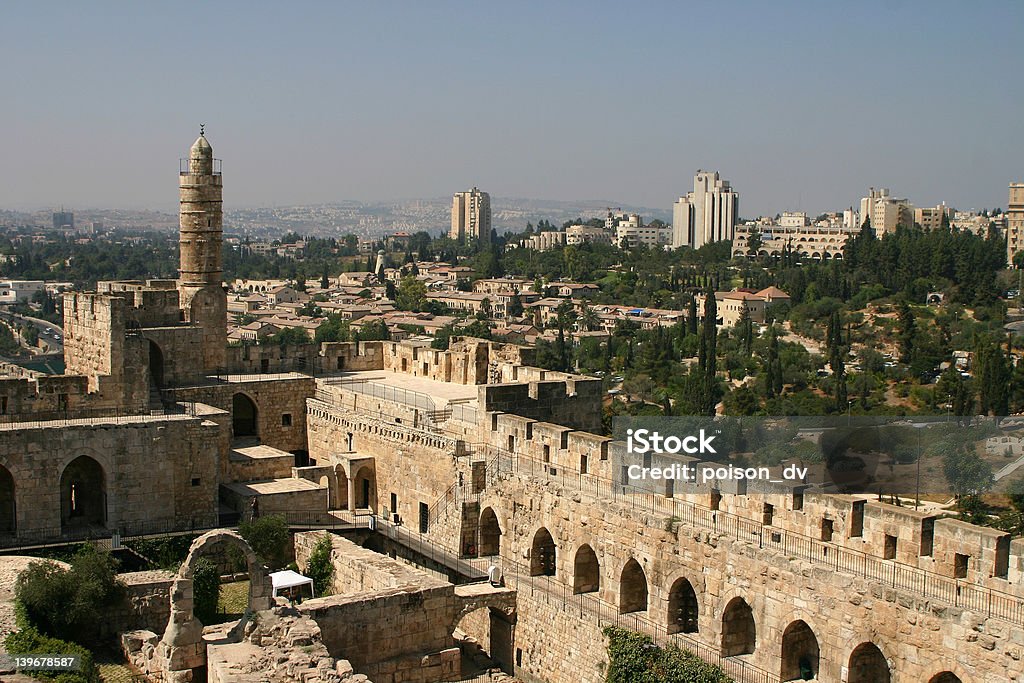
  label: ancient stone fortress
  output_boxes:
[0,134,1022,683]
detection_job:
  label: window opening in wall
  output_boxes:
[850,500,865,537]
[884,534,897,560]
[954,553,969,578]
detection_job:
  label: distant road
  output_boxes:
[0,309,63,354]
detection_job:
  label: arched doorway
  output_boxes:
[721,597,756,656]
[530,528,556,576]
[780,620,819,681]
[573,544,600,594]
[60,456,106,532]
[848,642,890,683]
[667,577,699,634]
[619,558,648,614]
[352,465,377,512]
[928,673,962,683]
[232,393,258,438]
[0,465,15,535]
[479,507,501,557]
[148,340,164,387]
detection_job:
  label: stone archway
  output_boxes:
[618,558,648,614]
[232,392,258,438]
[721,596,756,656]
[60,455,106,532]
[780,619,819,681]
[928,673,962,683]
[0,464,14,535]
[667,576,699,634]
[160,530,272,675]
[148,340,165,388]
[848,642,890,683]
[530,527,556,577]
[479,507,501,557]
[572,544,599,595]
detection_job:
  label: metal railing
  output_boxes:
[321,377,439,412]
[0,402,198,429]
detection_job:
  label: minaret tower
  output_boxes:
[178,126,227,372]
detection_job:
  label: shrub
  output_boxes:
[603,626,732,683]
[15,545,124,647]
[4,626,98,683]
[305,534,335,597]
[126,534,198,570]
[238,514,290,569]
[191,557,220,626]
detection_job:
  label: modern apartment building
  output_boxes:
[859,187,915,236]
[450,187,491,243]
[671,170,738,249]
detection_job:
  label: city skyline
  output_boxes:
[1,1,1022,218]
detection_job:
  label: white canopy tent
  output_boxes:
[270,569,315,598]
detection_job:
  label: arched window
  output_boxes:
[60,456,106,531]
[780,620,819,681]
[530,528,556,576]
[479,508,501,557]
[0,465,15,535]
[667,577,699,634]
[232,393,258,438]
[848,642,890,683]
[721,597,756,656]
[572,544,599,594]
[619,558,648,614]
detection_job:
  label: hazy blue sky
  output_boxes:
[1,1,1021,217]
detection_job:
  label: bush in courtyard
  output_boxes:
[125,534,199,570]
[238,514,290,569]
[603,626,732,683]
[4,626,98,683]
[191,557,221,625]
[305,534,335,597]
[15,544,124,647]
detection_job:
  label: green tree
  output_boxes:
[14,544,125,647]
[238,514,290,569]
[191,557,220,625]
[305,534,335,597]
[395,275,428,312]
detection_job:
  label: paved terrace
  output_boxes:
[325,369,479,409]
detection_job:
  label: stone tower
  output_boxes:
[178,128,227,373]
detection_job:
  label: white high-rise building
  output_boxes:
[450,187,491,243]
[671,170,738,249]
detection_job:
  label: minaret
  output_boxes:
[178,126,227,373]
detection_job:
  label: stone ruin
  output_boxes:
[121,529,365,683]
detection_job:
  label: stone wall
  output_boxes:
[168,376,315,454]
[481,380,603,435]
[100,570,175,641]
[480,472,1017,683]
[298,585,462,683]
[0,413,219,539]
[293,531,446,597]
[306,399,471,532]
